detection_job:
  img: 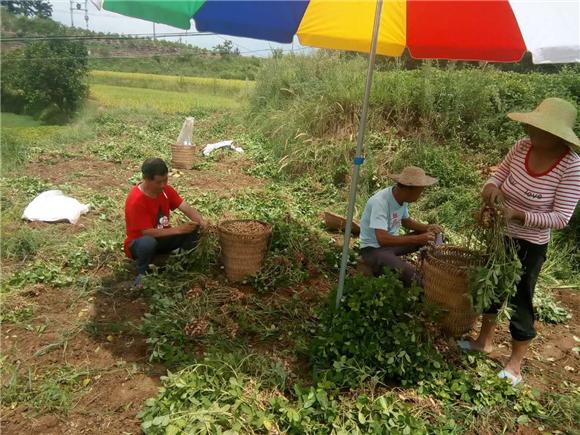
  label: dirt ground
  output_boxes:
[1,152,579,434]
[1,153,264,434]
[489,290,580,389]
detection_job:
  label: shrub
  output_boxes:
[1,39,89,122]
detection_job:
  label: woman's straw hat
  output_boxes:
[508,98,579,150]
[388,166,438,187]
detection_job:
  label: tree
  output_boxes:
[212,40,240,57]
[1,39,89,123]
[1,0,53,18]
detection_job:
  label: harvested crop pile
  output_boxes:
[221,220,268,235]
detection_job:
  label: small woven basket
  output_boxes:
[218,219,272,282]
[323,211,360,235]
[171,144,195,169]
[423,245,482,336]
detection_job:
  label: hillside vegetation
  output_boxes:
[0,8,263,80]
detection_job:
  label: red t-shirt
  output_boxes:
[124,184,183,258]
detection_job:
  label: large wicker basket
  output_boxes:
[171,144,195,169]
[323,211,361,235]
[423,245,482,337]
[218,219,272,282]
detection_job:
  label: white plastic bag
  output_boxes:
[22,190,90,225]
[176,117,194,147]
[202,140,244,156]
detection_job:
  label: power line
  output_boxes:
[0,45,312,61]
[0,32,214,42]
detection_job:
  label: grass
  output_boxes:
[1,113,41,128]
[1,363,93,414]
[90,84,242,113]
[248,53,580,181]
[0,113,61,172]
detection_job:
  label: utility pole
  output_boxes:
[69,0,74,27]
[84,0,89,30]
[153,23,156,40]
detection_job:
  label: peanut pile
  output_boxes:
[222,220,268,235]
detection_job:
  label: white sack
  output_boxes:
[22,190,90,225]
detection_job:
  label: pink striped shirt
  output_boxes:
[486,138,580,245]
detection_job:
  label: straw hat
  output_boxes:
[508,97,579,150]
[388,166,437,187]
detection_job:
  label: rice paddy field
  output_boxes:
[90,70,253,95]
[90,83,242,113]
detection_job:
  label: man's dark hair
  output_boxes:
[142,158,168,180]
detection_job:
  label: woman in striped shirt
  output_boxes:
[459,98,580,386]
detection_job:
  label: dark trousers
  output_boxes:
[360,244,422,287]
[129,231,199,275]
[486,238,547,342]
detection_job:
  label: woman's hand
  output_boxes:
[482,184,504,207]
[503,207,525,225]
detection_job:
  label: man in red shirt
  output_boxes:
[124,158,206,287]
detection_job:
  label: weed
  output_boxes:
[534,286,571,324]
[539,384,580,432]
[0,296,34,324]
[9,175,53,198]
[1,363,92,414]
[0,228,42,261]
[6,260,73,290]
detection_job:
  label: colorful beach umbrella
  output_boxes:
[97,0,580,306]
[99,0,579,64]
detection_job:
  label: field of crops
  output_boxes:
[90,70,254,95]
[1,63,579,434]
[90,83,242,113]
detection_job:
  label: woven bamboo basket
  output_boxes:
[423,245,482,337]
[218,219,272,282]
[171,143,195,169]
[323,211,360,236]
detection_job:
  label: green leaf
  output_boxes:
[166,424,180,435]
[517,415,530,425]
[358,411,366,424]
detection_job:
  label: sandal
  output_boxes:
[456,339,491,354]
[498,369,522,386]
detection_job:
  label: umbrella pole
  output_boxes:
[335,0,384,308]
